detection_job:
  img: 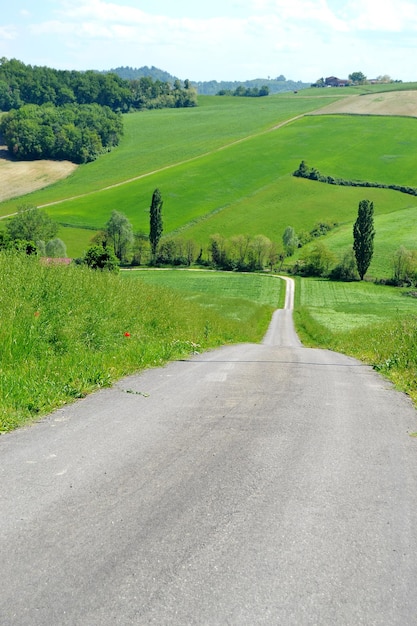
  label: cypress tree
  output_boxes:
[353,199,375,280]
[149,188,163,262]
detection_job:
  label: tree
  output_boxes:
[353,199,375,280]
[349,71,367,84]
[82,245,119,271]
[132,231,149,266]
[391,246,417,285]
[329,248,358,281]
[149,189,163,262]
[6,205,58,242]
[105,210,133,262]
[300,242,336,276]
[249,235,271,269]
[45,238,67,258]
[282,226,299,257]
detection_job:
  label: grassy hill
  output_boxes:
[1,86,417,278]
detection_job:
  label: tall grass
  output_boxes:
[294,277,417,404]
[0,255,275,432]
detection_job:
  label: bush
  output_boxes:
[82,245,119,271]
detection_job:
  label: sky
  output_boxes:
[1,0,417,83]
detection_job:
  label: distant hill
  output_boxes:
[105,66,180,83]
[106,67,310,94]
[192,77,310,95]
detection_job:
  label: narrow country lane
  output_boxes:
[1,278,417,625]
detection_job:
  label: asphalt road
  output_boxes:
[1,277,417,625]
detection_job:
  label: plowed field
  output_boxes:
[0,141,76,203]
[312,90,417,117]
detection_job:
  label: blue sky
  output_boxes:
[1,0,417,82]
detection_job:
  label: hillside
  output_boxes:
[1,86,417,279]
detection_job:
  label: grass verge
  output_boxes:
[294,276,417,404]
[0,258,281,432]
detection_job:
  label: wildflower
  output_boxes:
[124,332,131,337]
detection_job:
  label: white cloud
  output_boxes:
[0,25,17,41]
[5,0,417,82]
[339,0,417,32]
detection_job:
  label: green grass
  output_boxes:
[0,256,282,432]
[3,92,417,280]
[294,276,417,404]
[0,92,343,215]
[315,204,417,279]
[295,277,417,331]
[124,268,284,329]
[10,113,417,257]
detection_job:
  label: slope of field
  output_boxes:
[311,90,417,117]
[1,87,417,276]
[0,93,344,216]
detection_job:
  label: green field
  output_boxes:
[124,269,284,324]
[0,258,282,431]
[2,87,417,278]
[293,275,417,403]
[295,276,417,332]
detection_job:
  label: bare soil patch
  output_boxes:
[0,142,77,203]
[312,90,417,118]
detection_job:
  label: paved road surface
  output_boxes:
[1,277,417,625]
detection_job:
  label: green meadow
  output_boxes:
[0,257,281,432]
[293,276,417,403]
[124,269,284,327]
[3,85,417,428]
[2,89,417,278]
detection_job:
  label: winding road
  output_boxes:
[1,277,417,625]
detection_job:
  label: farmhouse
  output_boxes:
[325,76,350,87]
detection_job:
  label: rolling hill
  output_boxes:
[1,85,417,278]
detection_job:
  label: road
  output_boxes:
[1,277,417,625]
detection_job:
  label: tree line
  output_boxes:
[0,103,123,163]
[8,193,417,288]
[0,58,197,112]
[293,160,417,198]
[0,58,197,163]
[216,85,269,97]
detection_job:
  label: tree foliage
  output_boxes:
[353,199,375,280]
[391,246,417,285]
[6,205,58,242]
[149,189,163,261]
[45,238,67,258]
[217,85,269,97]
[348,71,367,84]
[0,103,123,163]
[105,210,133,262]
[0,58,197,113]
[81,245,119,271]
[282,226,299,257]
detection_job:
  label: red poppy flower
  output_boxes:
[124,332,131,337]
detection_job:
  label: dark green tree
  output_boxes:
[82,245,119,271]
[353,199,375,280]
[149,189,163,262]
[349,71,367,84]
